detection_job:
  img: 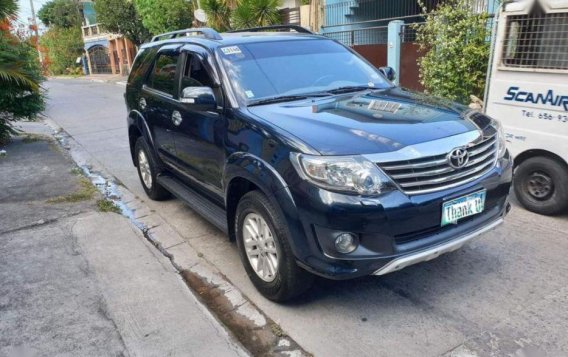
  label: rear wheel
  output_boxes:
[235,190,314,302]
[134,137,170,201]
[514,156,568,215]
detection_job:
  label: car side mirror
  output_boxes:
[379,67,396,82]
[180,87,216,109]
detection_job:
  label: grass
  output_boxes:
[70,167,83,176]
[47,177,97,204]
[21,134,46,144]
[97,199,121,214]
[270,323,286,337]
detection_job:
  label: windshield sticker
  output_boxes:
[221,46,242,55]
[368,100,400,113]
[245,90,255,98]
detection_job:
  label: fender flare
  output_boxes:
[128,110,155,164]
[223,153,310,255]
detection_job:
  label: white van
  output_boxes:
[485,0,568,215]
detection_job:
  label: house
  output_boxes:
[81,1,136,75]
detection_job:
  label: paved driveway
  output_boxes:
[44,78,568,357]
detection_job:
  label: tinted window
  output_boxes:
[181,54,214,89]
[148,52,179,95]
[218,39,390,103]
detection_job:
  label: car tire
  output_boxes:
[134,137,170,201]
[514,156,568,215]
[235,190,314,302]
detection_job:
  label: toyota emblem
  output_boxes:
[447,147,469,169]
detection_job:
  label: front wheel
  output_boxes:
[235,191,314,302]
[514,156,568,215]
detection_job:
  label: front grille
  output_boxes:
[378,135,498,195]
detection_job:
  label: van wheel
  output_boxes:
[134,137,170,201]
[514,156,568,215]
[235,191,314,302]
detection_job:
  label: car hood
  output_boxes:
[246,87,491,155]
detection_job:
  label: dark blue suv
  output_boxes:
[125,26,512,301]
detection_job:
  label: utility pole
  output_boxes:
[28,0,43,65]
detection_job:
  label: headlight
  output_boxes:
[290,153,395,195]
[493,119,507,158]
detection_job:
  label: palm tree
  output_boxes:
[202,0,231,32]
[232,0,281,29]
[0,0,39,91]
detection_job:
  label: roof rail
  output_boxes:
[151,28,223,42]
[227,25,314,34]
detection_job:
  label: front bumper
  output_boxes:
[372,216,504,276]
[286,153,513,280]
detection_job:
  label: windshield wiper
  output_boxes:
[325,85,374,94]
[247,94,328,107]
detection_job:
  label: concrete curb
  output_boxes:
[40,117,312,357]
[50,76,127,87]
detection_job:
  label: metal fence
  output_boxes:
[324,0,443,28]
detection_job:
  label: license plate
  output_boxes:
[441,190,486,226]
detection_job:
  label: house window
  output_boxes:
[502,9,568,70]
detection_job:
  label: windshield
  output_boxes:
[218,39,391,104]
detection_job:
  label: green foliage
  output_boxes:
[40,26,83,75]
[202,0,231,32]
[0,0,18,18]
[414,0,491,104]
[0,31,45,145]
[232,0,282,29]
[37,0,82,28]
[94,0,150,46]
[134,0,193,35]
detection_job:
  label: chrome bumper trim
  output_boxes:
[373,218,504,276]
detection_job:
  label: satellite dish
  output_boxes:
[194,9,208,24]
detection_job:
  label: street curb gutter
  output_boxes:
[41,118,312,357]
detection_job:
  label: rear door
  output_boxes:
[141,45,182,164]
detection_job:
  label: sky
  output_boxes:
[16,0,49,29]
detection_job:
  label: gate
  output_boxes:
[324,24,424,91]
[88,45,112,74]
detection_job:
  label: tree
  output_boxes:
[232,0,281,30]
[134,0,193,35]
[0,0,44,145]
[94,0,150,46]
[37,0,82,28]
[414,0,491,104]
[40,26,83,75]
[202,0,231,32]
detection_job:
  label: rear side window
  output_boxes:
[147,52,179,95]
[127,47,157,87]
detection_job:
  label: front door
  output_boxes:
[141,46,181,164]
[170,49,225,202]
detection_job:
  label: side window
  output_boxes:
[181,54,215,89]
[502,11,568,70]
[147,52,179,95]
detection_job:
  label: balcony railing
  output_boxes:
[82,24,107,38]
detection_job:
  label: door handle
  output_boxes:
[139,97,147,110]
[172,111,183,126]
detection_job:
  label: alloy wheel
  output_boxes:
[242,213,279,282]
[138,150,152,189]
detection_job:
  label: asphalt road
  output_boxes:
[44,78,568,357]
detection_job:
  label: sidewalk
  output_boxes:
[52,74,127,86]
[0,134,247,356]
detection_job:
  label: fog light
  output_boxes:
[335,233,358,254]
